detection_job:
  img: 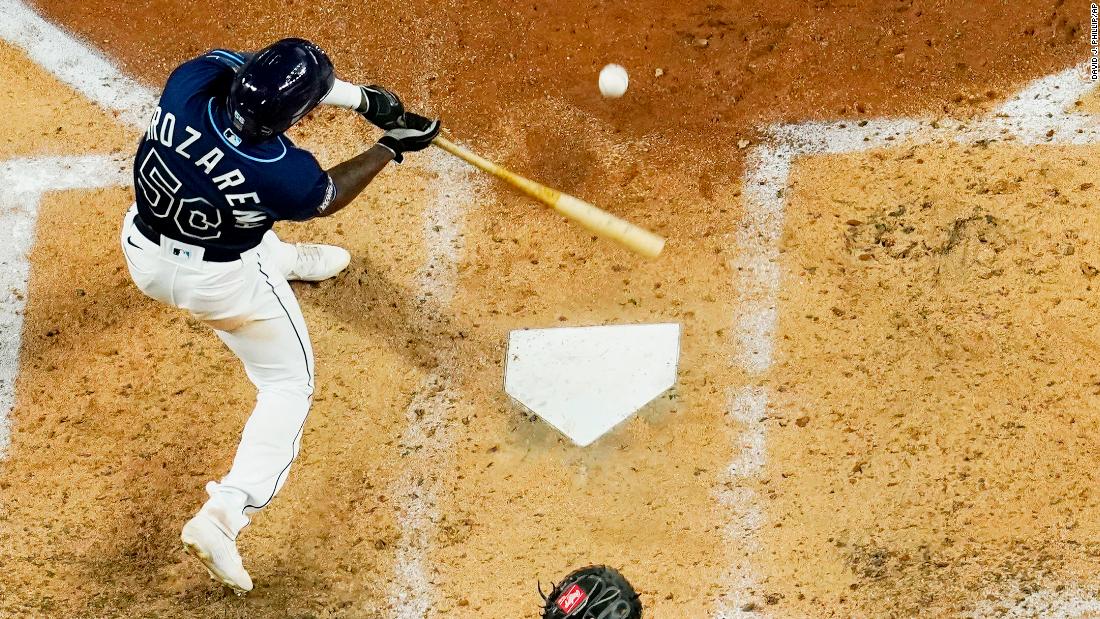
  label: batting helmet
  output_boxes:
[228,38,335,141]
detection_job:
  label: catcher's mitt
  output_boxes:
[540,565,642,619]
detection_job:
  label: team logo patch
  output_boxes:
[222,127,242,146]
[556,583,587,613]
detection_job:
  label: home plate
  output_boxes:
[504,323,681,446]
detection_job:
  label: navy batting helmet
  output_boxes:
[228,38,335,141]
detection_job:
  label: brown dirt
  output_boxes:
[0,174,457,617]
[765,142,1100,617]
[0,41,747,613]
[0,41,133,158]
[1078,86,1100,114]
[31,0,1089,182]
[434,120,744,615]
[0,0,1097,617]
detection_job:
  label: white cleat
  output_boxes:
[287,243,351,282]
[181,511,253,594]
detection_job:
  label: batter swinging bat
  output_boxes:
[431,136,665,258]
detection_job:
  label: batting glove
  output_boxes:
[358,85,405,130]
[377,113,441,163]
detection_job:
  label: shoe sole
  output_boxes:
[181,536,250,596]
[289,265,349,282]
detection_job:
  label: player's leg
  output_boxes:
[181,264,313,593]
[162,229,347,592]
[202,271,315,531]
[198,234,351,517]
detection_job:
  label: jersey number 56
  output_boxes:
[137,149,224,241]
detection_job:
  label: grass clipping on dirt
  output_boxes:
[760,141,1100,617]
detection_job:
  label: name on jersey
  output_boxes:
[145,106,266,228]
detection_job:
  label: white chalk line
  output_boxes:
[719,61,1100,617]
[0,0,151,460]
[967,585,1100,618]
[0,154,130,459]
[416,149,474,308]
[388,373,454,618]
[385,150,477,617]
[0,0,155,129]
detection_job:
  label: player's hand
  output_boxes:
[358,85,405,130]
[376,113,441,163]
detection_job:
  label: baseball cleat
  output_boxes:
[287,243,351,282]
[181,511,253,594]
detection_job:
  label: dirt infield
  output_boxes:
[0,0,1096,617]
[0,41,132,158]
[766,142,1100,617]
[31,0,1087,181]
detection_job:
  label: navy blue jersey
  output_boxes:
[133,49,336,254]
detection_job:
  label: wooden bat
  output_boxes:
[431,136,665,258]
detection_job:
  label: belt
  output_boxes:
[132,213,243,262]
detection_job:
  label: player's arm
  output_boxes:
[322,79,406,130]
[320,112,442,216]
[319,145,395,217]
[319,112,437,217]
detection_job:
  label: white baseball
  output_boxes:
[598,64,629,98]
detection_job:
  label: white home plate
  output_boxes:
[504,323,681,446]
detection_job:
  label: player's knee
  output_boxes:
[204,316,250,332]
[257,379,313,402]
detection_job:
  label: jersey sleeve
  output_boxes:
[266,149,338,222]
[164,49,249,100]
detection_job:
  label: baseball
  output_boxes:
[598,64,629,98]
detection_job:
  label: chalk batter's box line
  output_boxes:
[720,61,1099,618]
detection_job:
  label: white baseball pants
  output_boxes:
[120,205,313,536]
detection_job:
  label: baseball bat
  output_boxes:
[431,136,665,258]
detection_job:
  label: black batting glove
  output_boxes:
[376,113,441,163]
[358,85,405,130]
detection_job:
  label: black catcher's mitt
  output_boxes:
[540,565,642,619]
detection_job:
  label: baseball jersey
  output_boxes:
[133,49,337,256]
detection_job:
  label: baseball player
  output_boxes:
[120,38,440,593]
